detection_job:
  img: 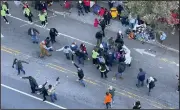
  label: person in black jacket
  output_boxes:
[21,76,38,93]
[95,31,103,46]
[77,1,84,16]
[99,18,106,37]
[133,101,141,109]
[115,62,126,79]
[103,9,111,26]
[36,81,48,101]
[72,61,85,87]
[75,50,85,66]
[49,28,58,44]
[12,58,29,75]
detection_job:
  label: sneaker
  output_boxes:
[37,92,40,95]
[46,22,48,24]
[6,22,9,24]
[8,14,11,16]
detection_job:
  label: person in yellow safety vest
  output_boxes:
[98,63,108,78]
[39,40,51,58]
[23,6,33,23]
[39,12,46,27]
[2,1,11,15]
[43,9,48,24]
[1,9,9,24]
[110,7,118,19]
[92,48,99,65]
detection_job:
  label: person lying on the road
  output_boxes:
[20,76,38,94]
[12,58,29,75]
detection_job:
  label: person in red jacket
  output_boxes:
[83,0,90,13]
[94,18,99,28]
[99,7,105,18]
[80,43,89,60]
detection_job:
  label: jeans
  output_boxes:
[79,79,85,87]
[17,68,25,75]
[65,53,70,60]
[31,35,38,43]
[3,16,8,23]
[137,80,144,87]
[50,93,57,102]
[77,57,84,65]
[106,102,111,109]
[115,72,123,78]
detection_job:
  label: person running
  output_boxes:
[28,27,40,44]
[2,1,11,15]
[133,101,141,109]
[23,6,33,24]
[92,48,99,65]
[108,86,115,104]
[77,1,84,16]
[114,62,126,79]
[12,58,29,75]
[136,68,146,87]
[49,28,58,44]
[1,8,9,24]
[104,92,112,109]
[39,11,46,27]
[21,76,38,93]
[146,76,157,96]
[72,61,86,87]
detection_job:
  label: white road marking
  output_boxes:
[8,15,95,46]
[134,48,156,57]
[1,34,4,38]
[20,15,57,27]
[1,84,67,109]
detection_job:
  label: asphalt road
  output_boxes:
[1,1,179,109]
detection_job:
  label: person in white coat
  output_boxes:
[122,45,132,67]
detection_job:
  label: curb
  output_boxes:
[47,8,179,53]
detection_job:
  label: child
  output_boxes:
[94,18,99,28]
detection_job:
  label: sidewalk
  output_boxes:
[47,1,179,53]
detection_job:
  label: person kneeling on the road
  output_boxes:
[72,61,86,87]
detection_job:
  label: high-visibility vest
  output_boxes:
[44,12,47,16]
[1,9,6,16]
[2,4,7,11]
[39,14,45,21]
[24,8,30,16]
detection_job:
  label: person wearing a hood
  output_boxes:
[146,76,157,95]
[1,8,9,24]
[49,28,58,44]
[56,45,72,60]
[115,62,126,79]
[21,76,38,93]
[72,61,85,87]
[98,63,109,78]
[95,31,103,46]
[104,92,112,109]
[12,58,29,75]
[133,101,141,109]
[28,27,40,44]
[108,86,115,104]
[136,68,146,87]
[39,40,52,58]
[99,18,106,37]
[77,1,84,16]
[70,42,78,61]
[92,48,99,65]
[23,6,33,24]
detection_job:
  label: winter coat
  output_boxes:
[94,18,99,27]
[12,59,28,69]
[115,37,124,45]
[28,28,39,36]
[49,28,58,37]
[109,88,115,98]
[99,64,108,72]
[76,50,85,58]
[80,44,87,53]
[147,77,156,89]
[95,31,103,39]
[137,71,146,81]
[2,4,8,11]
[99,19,106,28]
[99,8,105,17]
[1,9,6,16]
[118,62,126,73]
[83,0,90,6]
[63,46,72,53]
[77,2,83,10]
[92,50,99,59]
[104,94,112,104]
[22,76,38,88]
[74,63,84,79]
[70,44,78,53]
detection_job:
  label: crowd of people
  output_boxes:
[1,1,179,109]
